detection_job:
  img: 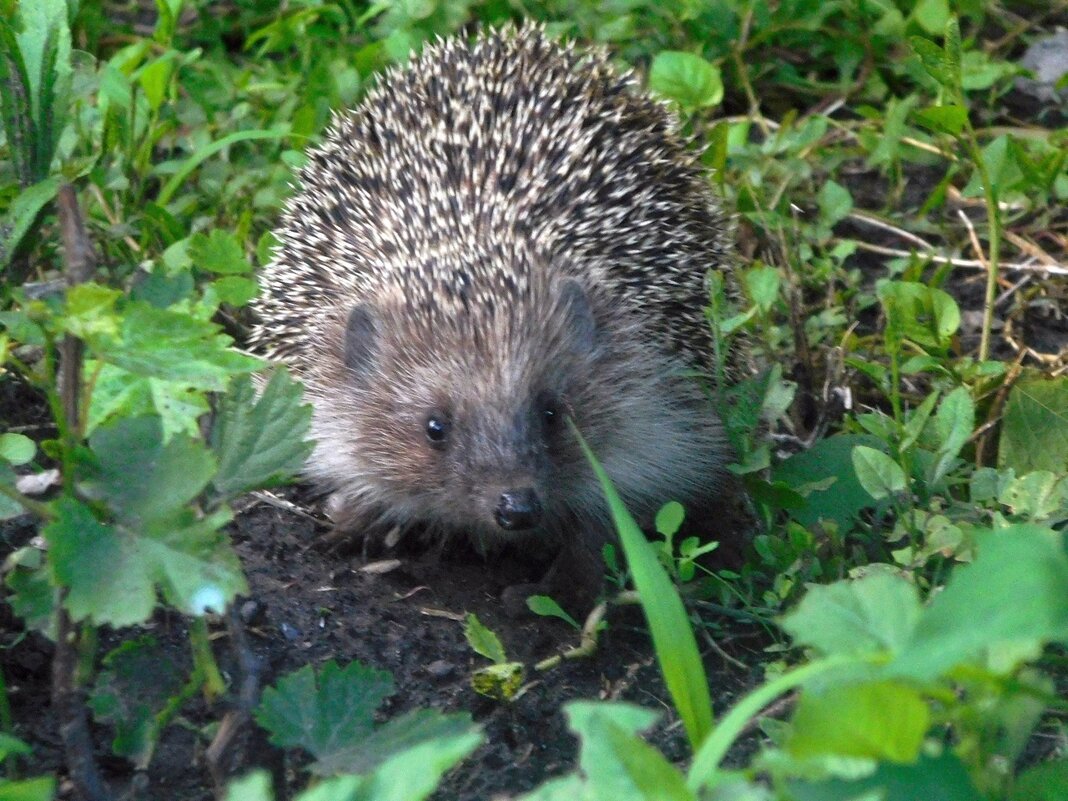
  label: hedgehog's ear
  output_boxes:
[343,304,379,375]
[559,279,598,355]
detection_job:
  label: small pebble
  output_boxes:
[280,622,301,641]
[426,660,456,679]
[240,599,264,625]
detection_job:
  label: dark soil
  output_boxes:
[1,479,766,801]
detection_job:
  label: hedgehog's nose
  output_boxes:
[494,488,543,531]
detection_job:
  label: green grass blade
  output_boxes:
[0,20,36,187]
[569,420,713,751]
[157,129,292,205]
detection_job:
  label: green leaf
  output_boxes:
[88,635,186,768]
[46,494,243,625]
[649,51,723,111]
[0,432,35,465]
[772,434,887,532]
[780,572,921,659]
[526,595,580,629]
[224,771,275,801]
[788,752,981,801]
[471,661,525,701]
[61,283,123,340]
[83,416,215,527]
[96,302,261,390]
[0,775,56,801]
[312,708,481,778]
[571,423,713,750]
[1011,759,1068,801]
[879,281,960,354]
[255,661,394,758]
[852,446,907,500]
[157,128,290,205]
[463,612,507,664]
[891,525,1068,680]
[655,501,685,538]
[743,265,780,313]
[210,276,259,307]
[0,733,31,760]
[565,702,694,801]
[0,176,61,267]
[210,372,313,500]
[189,229,254,275]
[909,0,950,36]
[914,104,967,136]
[817,180,852,226]
[928,386,975,485]
[998,376,1068,474]
[788,681,929,762]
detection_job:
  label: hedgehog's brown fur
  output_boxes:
[250,26,737,549]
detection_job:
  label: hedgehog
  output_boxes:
[250,27,738,554]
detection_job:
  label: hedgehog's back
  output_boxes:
[251,27,731,368]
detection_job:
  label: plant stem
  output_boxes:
[966,130,1001,363]
[189,617,226,702]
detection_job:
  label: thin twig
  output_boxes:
[848,240,1068,276]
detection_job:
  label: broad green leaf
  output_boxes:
[225,772,275,801]
[567,703,694,801]
[46,495,243,625]
[0,432,35,465]
[879,281,960,354]
[998,472,1068,522]
[0,775,56,801]
[910,0,950,36]
[83,416,215,526]
[788,752,981,801]
[464,612,507,664]
[1011,759,1068,801]
[743,265,780,313]
[356,718,482,801]
[5,546,56,635]
[0,176,61,266]
[61,283,122,340]
[772,435,887,531]
[95,302,261,389]
[255,661,394,758]
[852,446,907,500]
[998,376,1068,474]
[914,104,967,136]
[655,500,685,538]
[294,776,361,801]
[210,372,313,499]
[780,573,921,658]
[0,733,31,760]
[649,51,723,111]
[817,180,852,226]
[891,525,1068,680]
[88,636,185,768]
[788,681,929,762]
[312,708,481,778]
[571,424,713,750]
[137,52,175,112]
[157,128,290,205]
[189,229,254,275]
[210,276,259,307]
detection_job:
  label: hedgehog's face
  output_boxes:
[333,279,603,539]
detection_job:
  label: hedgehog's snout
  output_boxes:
[494,487,543,531]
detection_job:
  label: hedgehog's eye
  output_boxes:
[539,395,561,430]
[425,412,451,448]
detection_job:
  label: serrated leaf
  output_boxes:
[255,661,394,757]
[852,446,907,500]
[890,525,1068,680]
[357,717,482,801]
[210,372,313,500]
[780,573,921,659]
[464,612,507,664]
[89,635,186,768]
[788,681,929,762]
[189,229,254,275]
[998,376,1068,474]
[46,495,244,625]
[83,416,215,526]
[94,301,261,390]
[649,51,723,111]
[5,545,56,635]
